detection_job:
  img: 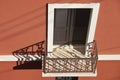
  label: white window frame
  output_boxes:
[47,3,100,54]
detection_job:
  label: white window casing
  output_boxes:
[47,3,100,54]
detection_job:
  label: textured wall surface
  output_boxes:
[0,0,120,54]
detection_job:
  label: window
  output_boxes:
[47,3,100,55]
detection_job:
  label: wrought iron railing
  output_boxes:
[42,40,98,73]
[12,41,45,65]
[12,40,98,73]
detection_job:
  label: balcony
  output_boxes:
[12,40,98,77]
[42,40,98,77]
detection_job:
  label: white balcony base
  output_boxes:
[42,70,97,77]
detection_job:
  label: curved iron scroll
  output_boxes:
[12,41,45,66]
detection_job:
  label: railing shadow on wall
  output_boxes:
[12,40,45,70]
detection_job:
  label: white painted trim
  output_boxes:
[0,55,17,61]
[0,55,120,61]
[47,3,100,53]
[0,55,42,61]
[98,55,120,60]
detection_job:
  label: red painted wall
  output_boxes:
[0,61,55,80]
[0,0,120,54]
[0,0,46,54]
[94,0,120,54]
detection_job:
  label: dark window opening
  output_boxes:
[53,9,92,45]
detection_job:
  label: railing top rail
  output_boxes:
[12,40,45,53]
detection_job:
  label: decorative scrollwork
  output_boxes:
[12,41,45,65]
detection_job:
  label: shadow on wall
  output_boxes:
[13,60,42,69]
[0,6,45,42]
[12,40,45,70]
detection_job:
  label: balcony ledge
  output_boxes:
[42,70,97,77]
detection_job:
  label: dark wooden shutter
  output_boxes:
[54,9,69,45]
[72,9,91,44]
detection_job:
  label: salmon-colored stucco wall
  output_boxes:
[94,0,120,54]
[0,0,120,54]
[0,0,46,54]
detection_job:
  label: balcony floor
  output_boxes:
[47,45,86,58]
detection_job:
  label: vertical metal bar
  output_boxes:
[32,45,33,55]
[43,55,46,73]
